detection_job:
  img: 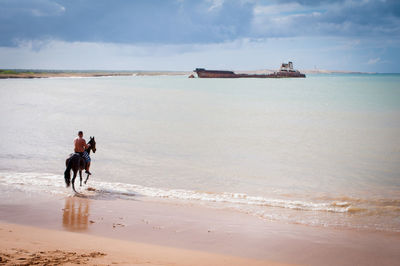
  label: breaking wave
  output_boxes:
[1,172,396,214]
[1,171,399,232]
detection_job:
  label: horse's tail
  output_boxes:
[64,157,73,187]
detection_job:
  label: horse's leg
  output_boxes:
[71,170,77,192]
[79,170,83,187]
[84,173,90,185]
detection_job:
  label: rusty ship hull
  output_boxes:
[195,69,305,78]
[194,63,306,78]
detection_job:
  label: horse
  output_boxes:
[64,136,96,192]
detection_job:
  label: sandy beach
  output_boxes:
[0,222,279,266]
[1,190,399,265]
[0,191,289,266]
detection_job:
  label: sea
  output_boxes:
[0,73,399,232]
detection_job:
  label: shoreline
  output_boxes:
[1,190,399,265]
[0,72,134,79]
[0,71,190,79]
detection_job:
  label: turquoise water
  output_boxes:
[0,74,399,231]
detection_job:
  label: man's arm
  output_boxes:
[83,139,90,149]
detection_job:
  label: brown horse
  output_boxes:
[64,137,96,192]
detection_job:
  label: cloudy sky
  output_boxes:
[1,0,399,72]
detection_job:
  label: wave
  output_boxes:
[1,171,398,215]
[2,171,400,232]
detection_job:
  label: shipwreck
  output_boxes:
[192,62,306,78]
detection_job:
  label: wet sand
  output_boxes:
[0,222,278,266]
[0,190,400,265]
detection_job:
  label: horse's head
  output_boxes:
[89,136,96,153]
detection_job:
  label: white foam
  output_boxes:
[1,171,399,232]
[0,172,352,213]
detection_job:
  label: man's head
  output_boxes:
[78,131,83,137]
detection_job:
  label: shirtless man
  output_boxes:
[74,131,91,175]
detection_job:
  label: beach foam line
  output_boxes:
[0,171,387,215]
[2,171,400,232]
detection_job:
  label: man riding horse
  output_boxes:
[74,131,92,175]
[64,131,96,192]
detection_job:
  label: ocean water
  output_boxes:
[0,74,399,232]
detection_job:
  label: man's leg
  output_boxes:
[84,151,91,175]
[85,161,91,175]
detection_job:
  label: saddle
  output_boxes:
[69,152,83,158]
[69,153,87,167]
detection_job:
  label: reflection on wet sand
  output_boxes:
[62,197,90,231]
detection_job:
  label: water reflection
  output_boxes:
[62,196,90,231]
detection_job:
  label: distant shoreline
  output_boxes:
[0,72,133,79]
[0,69,192,79]
[0,69,382,79]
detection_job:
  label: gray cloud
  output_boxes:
[0,0,399,47]
[0,0,254,46]
[252,0,400,38]
[0,0,65,18]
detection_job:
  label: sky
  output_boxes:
[0,0,400,72]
